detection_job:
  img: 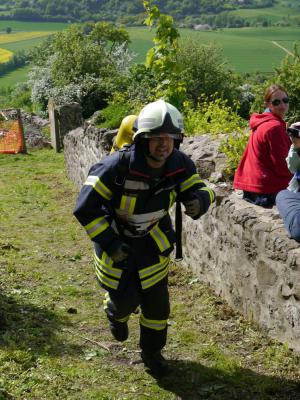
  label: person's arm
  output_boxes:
[178,156,215,220]
[73,162,126,257]
[267,125,292,177]
[286,143,300,172]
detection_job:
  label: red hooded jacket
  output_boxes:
[233,111,292,194]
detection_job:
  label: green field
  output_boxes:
[0,20,68,32]
[227,0,300,23]
[0,64,30,87]
[0,22,300,89]
[0,21,67,88]
[128,26,300,73]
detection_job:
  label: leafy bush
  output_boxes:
[177,39,240,108]
[26,23,133,117]
[183,97,249,179]
[95,102,132,128]
[0,83,33,111]
[183,97,247,136]
[110,64,157,114]
[219,129,250,179]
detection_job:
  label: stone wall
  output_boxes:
[64,126,300,352]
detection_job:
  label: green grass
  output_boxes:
[0,65,30,87]
[0,148,299,399]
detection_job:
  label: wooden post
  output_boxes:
[16,108,27,154]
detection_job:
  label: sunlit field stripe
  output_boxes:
[0,31,55,44]
[0,47,12,62]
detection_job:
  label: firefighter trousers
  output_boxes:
[103,275,170,354]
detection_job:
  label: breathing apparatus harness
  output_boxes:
[112,100,185,260]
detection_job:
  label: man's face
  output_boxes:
[147,133,174,164]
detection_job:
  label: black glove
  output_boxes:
[110,242,131,263]
[183,198,203,218]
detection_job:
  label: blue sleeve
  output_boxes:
[178,154,215,219]
[73,159,123,255]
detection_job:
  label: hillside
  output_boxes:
[0,0,279,23]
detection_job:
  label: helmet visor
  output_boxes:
[142,132,183,140]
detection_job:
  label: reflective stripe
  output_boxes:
[120,195,136,214]
[85,217,109,239]
[115,315,130,323]
[94,252,122,279]
[140,313,168,330]
[103,293,130,322]
[140,265,169,290]
[84,175,112,200]
[180,174,203,193]
[95,267,119,290]
[103,293,110,310]
[150,225,171,252]
[139,256,169,279]
[94,251,122,290]
[168,189,177,209]
[124,180,150,190]
[199,186,215,203]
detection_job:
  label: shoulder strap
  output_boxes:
[114,145,132,187]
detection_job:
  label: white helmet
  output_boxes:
[133,99,184,142]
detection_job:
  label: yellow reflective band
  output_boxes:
[95,266,119,290]
[85,217,109,239]
[115,315,130,323]
[200,187,215,203]
[94,252,122,278]
[139,256,169,279]
[140,266,169,290]
[85,175,112,200]
[180,174,203,193]
[120,195,136,214]
[140,313,168,330]
[150,225,171,252]
[102,253,113,267]
[103,293,130,322]
[168,189,177,209]
[103,293,111,311]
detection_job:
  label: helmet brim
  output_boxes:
[133,129,183,141]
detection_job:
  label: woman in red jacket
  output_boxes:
[233,84,292,208]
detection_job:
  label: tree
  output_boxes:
[177,39,240,107]
[143,0,186,107]
[6,27,11,34]
[89,21,130,53]
[28,23,133,117]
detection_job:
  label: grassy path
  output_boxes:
[0,149,299,400]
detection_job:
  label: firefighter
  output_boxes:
[73,99,215,378]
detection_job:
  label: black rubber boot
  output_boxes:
[108,317,128,342]
[141,350,169,378]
